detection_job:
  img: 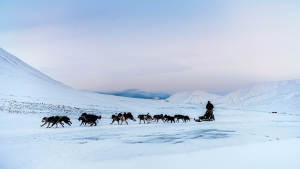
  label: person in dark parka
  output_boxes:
[198,101,215,121]
[206,101,214,111]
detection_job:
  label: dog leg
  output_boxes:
[40,122,47,127]
[50,122,55,128]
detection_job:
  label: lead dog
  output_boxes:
[41,116,72,128]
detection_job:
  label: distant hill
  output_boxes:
[96,89,170,100]
[219,79,300,112]
[0,48,168,112]
[167,90,221,105]
[2,47,300,113]
[167,80,300,113]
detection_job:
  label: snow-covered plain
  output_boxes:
[1,48,300,169]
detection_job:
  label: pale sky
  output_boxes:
[1,0,300,93]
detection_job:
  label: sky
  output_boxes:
[1,0,300,94]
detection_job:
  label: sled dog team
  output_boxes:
[41,112,213,128]
[41,101,216,128]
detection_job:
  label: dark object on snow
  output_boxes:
[194,115,215,122]
[111,113,122,125]
[200,109,215,121]
[138,113,153,124]
[195,101,215,122]
[206,101,214,111]
[59,116,72,127]
[153,114,165,123]
[123,112,136,122]
[120,112,136,125]
[183,115,190,122]
[111,112,136,125]
[164,115,175,123]
[272,112,277,114]
[174,114,184,122]
[78,113,101,126]
[41,116,72,128]
[174,114,190,123]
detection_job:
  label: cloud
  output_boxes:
[1,0,300,92]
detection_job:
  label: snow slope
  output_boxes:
[2,47,300,113]
[167,90,220,105]
[0,48,85,106]
[0,48,74,97]
[220,80,300,113]
[168,80,300,113]
[0,48,171,112]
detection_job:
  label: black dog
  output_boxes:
[153,114,164,123]
[111,112,136,125]
[164,115,175,123]
[138,113,152,124]
[78,113,102,126]
[174,114,185,123]
[183,115,190,123]
[124,112,136,121]
[59,116,72,127]
[121,112,136,125]
[41,116,72,128]
[111,113,122,125]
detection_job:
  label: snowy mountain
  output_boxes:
[0,48,171,112]
[1,47,300,113]
[0,48,72,97]
[220,80,300,112]
[168,80,300,113]
[167,90,221,105]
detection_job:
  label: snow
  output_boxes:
[1,48,300,169]
[0,48,70,97]
[167,90,220,105]
[168,80,300,113]
[220,80,300,113]
[1,107,300,169]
